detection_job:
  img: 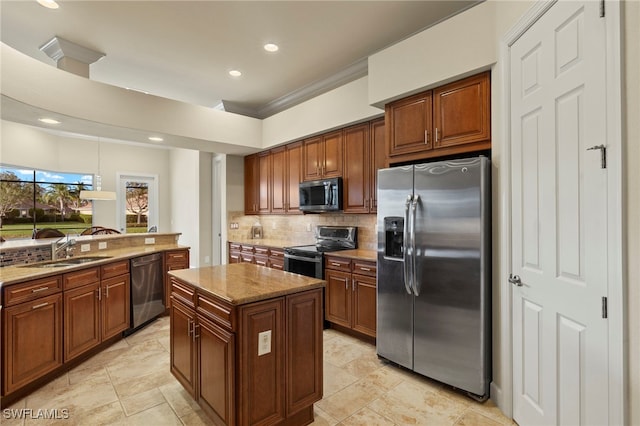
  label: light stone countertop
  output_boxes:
[228,238,315,249]
[0,244,188,287]
[169,263,325,305]
[324,249,377,262]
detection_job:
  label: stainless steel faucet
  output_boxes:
[51,237,77,260]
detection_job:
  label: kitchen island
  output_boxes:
[168,263,325,426]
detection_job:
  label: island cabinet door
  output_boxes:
[197,315,235,426]
[286,289,323,416]
[170,299,196,396]
[238,298,285,426]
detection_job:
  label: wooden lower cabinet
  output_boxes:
[325,256,377,338]
[164,249,190,311]
[2,293,63,395]
[101,274,131,340]
[228,242,284,271]
[64,282,101,361]
[170,277,322,425]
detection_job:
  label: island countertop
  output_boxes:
[168,263,325,305]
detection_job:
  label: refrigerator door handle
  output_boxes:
[411,194,420,296]
[403,195,413,295]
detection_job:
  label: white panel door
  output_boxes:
[510,1,609,425]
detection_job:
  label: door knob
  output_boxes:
[508,274,523,287]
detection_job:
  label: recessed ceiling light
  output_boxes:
[229,70,242,77]
[37,0,59,9]
[148,136,164,142]
[264,43,279,53]
[38,117,61,124]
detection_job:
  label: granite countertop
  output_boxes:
[0,244,188,287]
[325,249,377,262]
[169,263,325,305]
[228,238,314,249]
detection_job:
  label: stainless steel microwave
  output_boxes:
[299,177,343,212]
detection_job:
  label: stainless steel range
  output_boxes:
[284,226,357,279]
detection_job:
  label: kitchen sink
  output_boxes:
[20,256,113,268]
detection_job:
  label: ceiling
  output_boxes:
[1,0,478,146]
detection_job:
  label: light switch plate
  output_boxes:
[80,244,91,252]
[98,242,107,250]
[258,330,272,356]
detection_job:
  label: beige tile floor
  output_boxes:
[3,316,514,425]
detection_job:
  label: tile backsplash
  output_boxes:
[227,212,377,250]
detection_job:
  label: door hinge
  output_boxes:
[600,0,605,17]
[602,296,608,319]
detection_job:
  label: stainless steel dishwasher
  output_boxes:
[128,253,165,333]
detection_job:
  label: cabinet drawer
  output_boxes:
[240,245,254,253]
[196,292,236,331]
[101,260,130,279]
[254,246,269,256]
[325,256,351,272]
[166,250,189,265]
[269,249,284,259]
[64,267,100,290]
[269,258,284,270]
[353,261,376,277]
[254,255,269,267]
[170,277,196,307]
[229,243,241,252]
[4,275,63,307]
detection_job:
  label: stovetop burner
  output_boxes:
[284,226,357,255]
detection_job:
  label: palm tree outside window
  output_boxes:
[0,165,94,240]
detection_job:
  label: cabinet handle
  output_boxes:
[32,302,48,310]
[31,286,49,293]
[193,324,200,341]
[352,278,356,292]
[105,285,109,298]
[344,279,349,290]
[435,127,439,143]
[96,287,102,301]
[424,130,429,144]
[359,267,371,271]
[187,318,193,336]
[331,262,341,267]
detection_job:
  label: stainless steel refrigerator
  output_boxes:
[376,156,491,399]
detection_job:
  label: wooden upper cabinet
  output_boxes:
[285,142,302,214]
[270,147,286,214]
[343,123,370,214]
[244,154,259,215]
[385,71,491,165]
[302,131,343,181]
[370,118,386,213]
[322,130,343,179]
[386,91,433,158]
[433,71,490,149]
[257,152,271,214]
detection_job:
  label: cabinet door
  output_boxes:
[170,299,196,396]
[302,136,323,181]
[352,274,377,338]
[64,282,101,362]
[286,289,323,415]
[370,118,386,213]
[433,72,490,148]
[102,274,131,340]
[3,293,63,394]
[254,255,269,267]
[229,251,241,264]
[322,130,343,178]
[257,152,271,214]
[239,298,285,425]
[343,123,370,213]
[325,269,352,328]
[270,147,286,214]
[386,91,432,157]
[244,154,259,215]
[285,142,303,213]
[197,315,235,426]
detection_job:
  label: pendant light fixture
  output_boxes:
[80,140,116,201]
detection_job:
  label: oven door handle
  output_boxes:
[284,253,322,263]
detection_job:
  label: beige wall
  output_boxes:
[624,1,640,424]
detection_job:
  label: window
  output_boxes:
[0,165,93,240]
[117,174,157,233]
